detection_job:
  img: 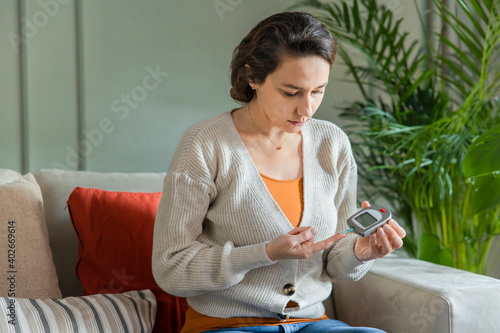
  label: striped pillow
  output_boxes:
[0,289,156,333]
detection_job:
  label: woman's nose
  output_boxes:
[298,96,314,118]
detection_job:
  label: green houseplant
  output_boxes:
[292,0,500,274]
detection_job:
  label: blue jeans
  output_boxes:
[205,319,386,333]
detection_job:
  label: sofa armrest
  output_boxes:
[332,257,500,333]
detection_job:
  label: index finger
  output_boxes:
[312,232,347,253]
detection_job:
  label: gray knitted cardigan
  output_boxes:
[152,111,373,321]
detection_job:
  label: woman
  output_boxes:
[152,12,405,333]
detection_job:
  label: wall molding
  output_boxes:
[17,0,29,174]
[75,0,85,170]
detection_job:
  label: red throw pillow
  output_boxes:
[67,187,188,333]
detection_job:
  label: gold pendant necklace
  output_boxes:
[247,104,289,151]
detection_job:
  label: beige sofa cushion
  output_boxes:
[0,174,62,298]
[0,169,22,185]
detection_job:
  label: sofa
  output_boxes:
[0,168,499,333]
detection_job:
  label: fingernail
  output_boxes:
[311,228,318,236]
[383,224,391,231]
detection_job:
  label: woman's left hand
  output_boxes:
[354,201,406,261]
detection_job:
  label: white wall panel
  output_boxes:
[24,0,79,172]
[0,1,22,171]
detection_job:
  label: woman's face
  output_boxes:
[252,55,331,133]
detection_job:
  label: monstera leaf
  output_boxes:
[417,233,453,267]
[463,123,500,215]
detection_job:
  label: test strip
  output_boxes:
[343,227,355,234]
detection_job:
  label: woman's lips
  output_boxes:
[289,120,306,126]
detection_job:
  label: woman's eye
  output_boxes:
[284,90,323,97]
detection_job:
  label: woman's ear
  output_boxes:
[244,64,256,89]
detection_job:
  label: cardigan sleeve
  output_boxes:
[323,153,374,282]
[152,168,276,298]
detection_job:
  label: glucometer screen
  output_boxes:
[356,212,377,227]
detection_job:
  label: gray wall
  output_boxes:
[0,0,422,173]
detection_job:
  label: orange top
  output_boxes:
[260,173,303,228]
[181,173,328,333]
[181,307,328,333]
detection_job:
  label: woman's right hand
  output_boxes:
[265,226,347,261]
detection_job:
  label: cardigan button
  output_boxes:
[283,283,295,296]
[277,313,289,321]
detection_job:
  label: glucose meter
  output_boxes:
[344,205,392,237]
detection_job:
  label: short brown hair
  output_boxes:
[230,12,337,103]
